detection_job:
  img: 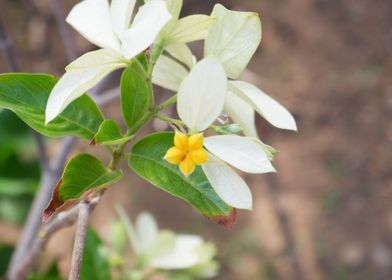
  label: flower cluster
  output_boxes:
[110,208,218,278]
[157,4,297,210]
[45,0,296,212]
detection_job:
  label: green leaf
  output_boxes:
[28,263,63,280]
[0,196,32,224]
[0,245,13,276]
[0,73,104,139]
[92,120,132,146]
[136,52,150,72]
[81,229,110,280]
[129,132,236,227]
[0,178,37,196]
[120,61,151,129]
[43,153,122,222]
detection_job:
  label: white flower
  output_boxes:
[166,56,276,210]
[153,4,297,136]
[117,209,217,272]
[45,0,171,124]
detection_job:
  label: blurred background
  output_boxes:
[1,0,392,279]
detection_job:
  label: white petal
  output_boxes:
[66,0,121,52]
[66,48,125,70]
[177,56,227,132]
[205,135,276,174]
[164,0,183,19]
[110,0,136,38]
[115,206,141,254]
[45,60,123,124]
[230,81,297,131]
[204,4,261,79]
[165,43,195,69]
[152,55,188,91]
[224,91,257,137]
[146,0,182,18]
[144,231,176,260]
[135,212,159,252]
[121,0,171,59]
[150,234,203,269]
[169,15,214,44]
[202,154,253,210]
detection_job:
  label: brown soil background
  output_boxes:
[1,0,392,279]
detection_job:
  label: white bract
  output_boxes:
[153,0,214,47]
[45,0,172,124]
[117,209,217,272]
[153,4,297,136]
[176,57,276,210]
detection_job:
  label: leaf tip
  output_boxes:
[42,179,62,223]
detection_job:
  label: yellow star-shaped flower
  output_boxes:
[164,133,209,176]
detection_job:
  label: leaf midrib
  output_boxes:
[61,170,121,200]
[131,153,230,214]
[0,78,99,135]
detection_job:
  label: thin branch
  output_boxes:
[49,0,77,61]
[69,202,93,280]
[6,149,76,280]
[10,195,101,280]
[12,205,79,280]
[52,137,77,169]
[32,130,49,170]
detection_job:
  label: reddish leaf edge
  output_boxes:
[42,180,101,224]
[206,208,237,228]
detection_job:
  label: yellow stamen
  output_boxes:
[164,133,209,176]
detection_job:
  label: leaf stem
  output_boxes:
[156,94,177,111]
[108,48,177,171]
[155,114,184,127]
[150,41,165,69]
[108,110,155,170]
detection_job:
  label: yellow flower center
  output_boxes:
[164,132,209,176]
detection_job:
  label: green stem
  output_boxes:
[108,111,155,170]
[155,114,183,127]
[151,41,165,68]
[107,48,178,171]
[156,94,177,111]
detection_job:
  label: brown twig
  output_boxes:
[10,195,101,280]
[12,205,79,279]
[69,201,94,280]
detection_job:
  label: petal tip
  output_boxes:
[45,112,55,126]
